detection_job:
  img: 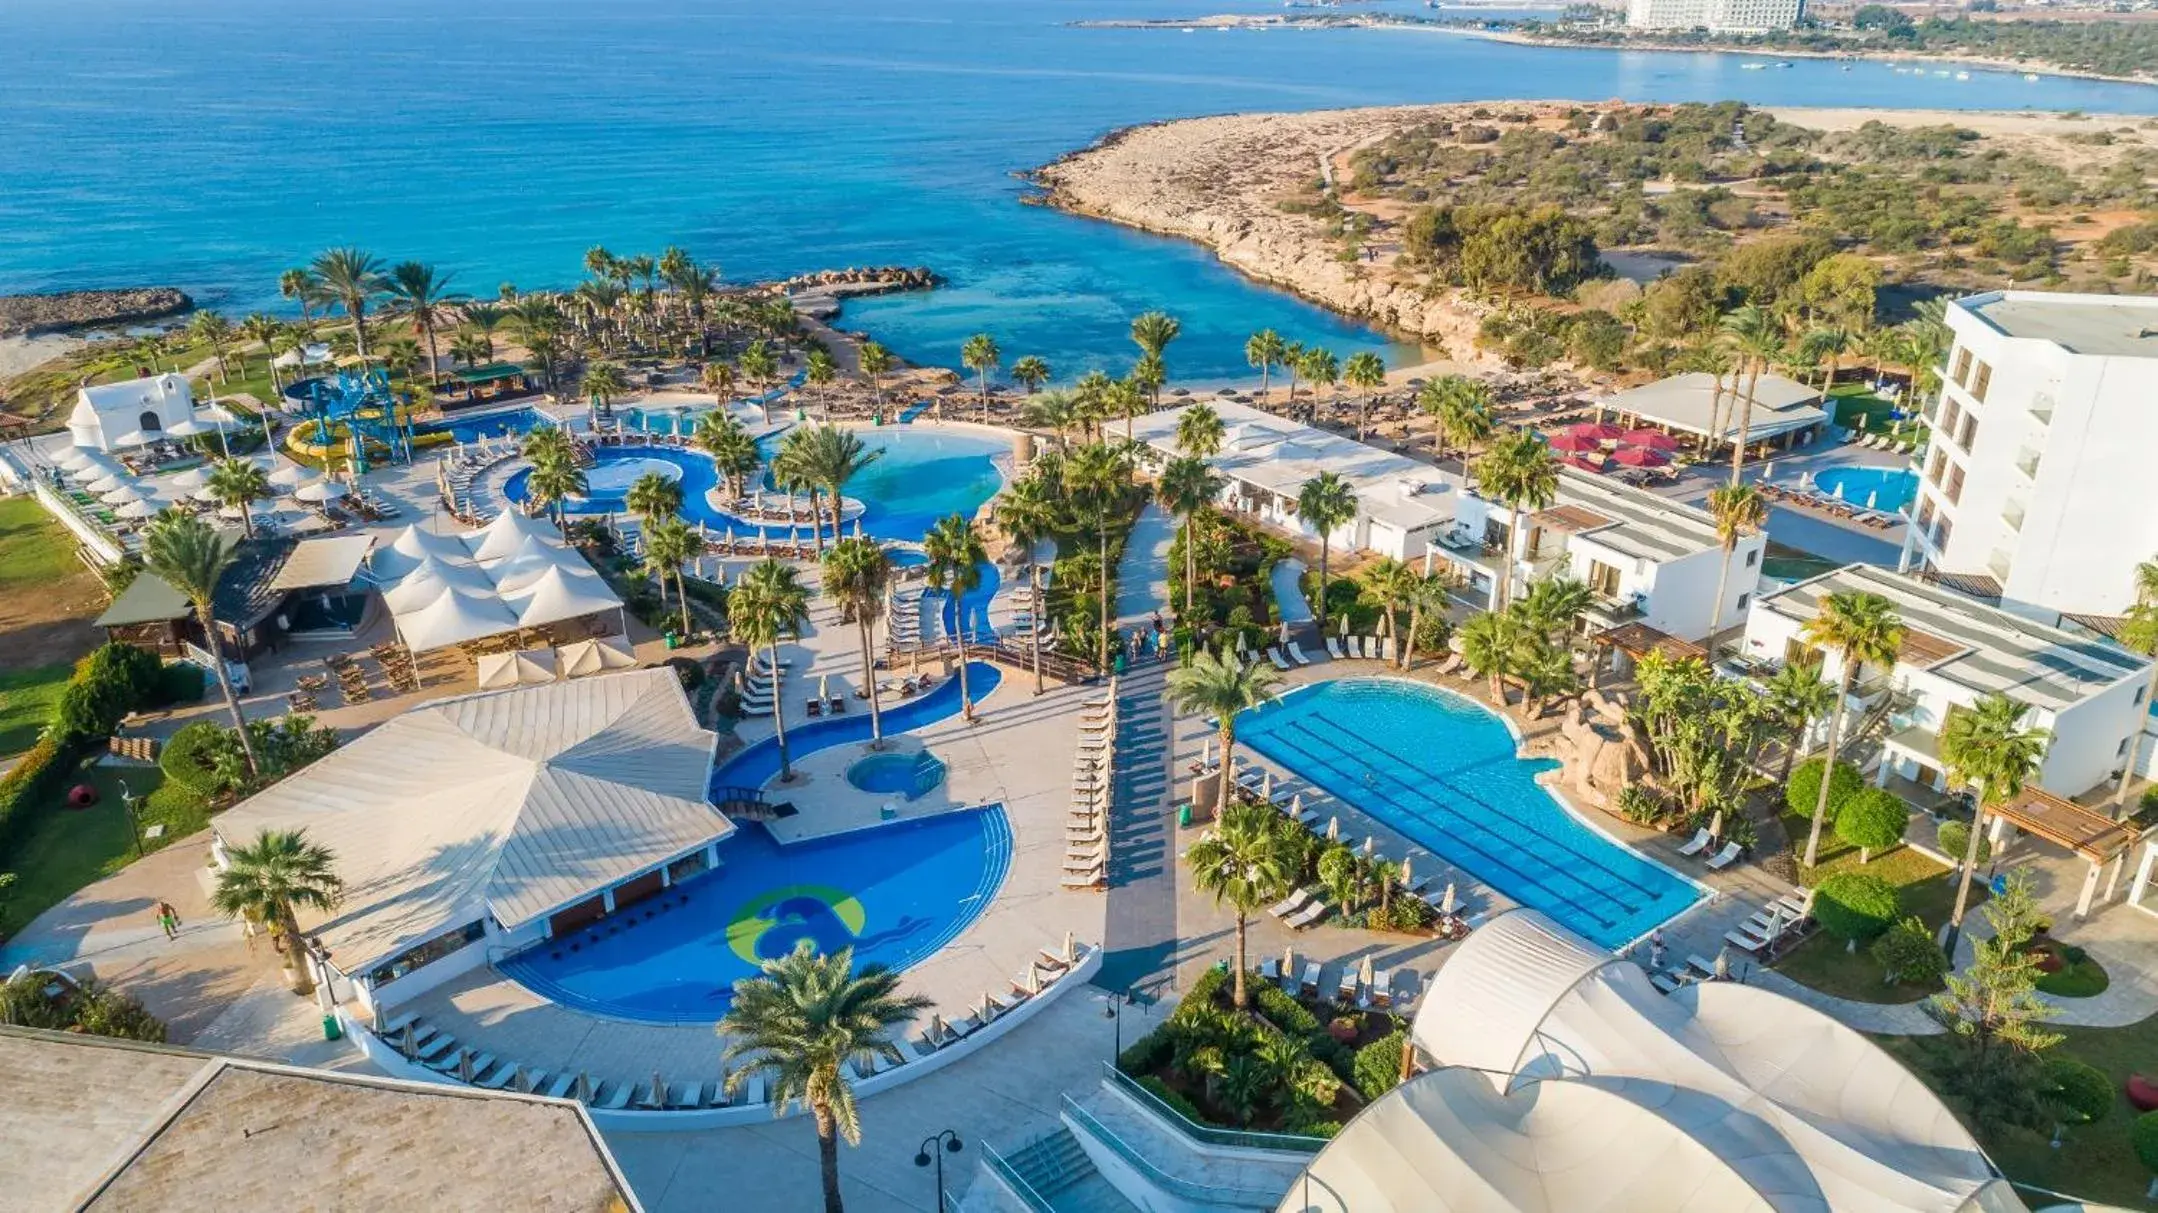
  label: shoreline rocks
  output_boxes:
[0,287,193,337]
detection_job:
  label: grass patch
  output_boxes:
[2035,952,2111,999]
[0,664,72,758]
[0,762,209,937]
[0,496,86,590]
[1825,385,1899,430]
[1772,813,1978,1004]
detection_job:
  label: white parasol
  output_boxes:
[1325,816,1340,842]
[85,471,131,494]
[294,480,340,503]
[116,497,164,519]
[1358,953,1375,988]
[1361,835,1375,859]
[54,446,101,470]
[192,483,226,502]
[1400,855,1414,888]
[1441,882,1457,916]
[168,465,212,491]
[268,463,312,488]
[106,429,157,448]
[99,484,147,505]
[1708,810,1725,841]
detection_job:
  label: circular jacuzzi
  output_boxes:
[846,750,947,801]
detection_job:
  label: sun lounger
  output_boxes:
[1064,849,1104,871]
[1267,647,1292,671]
[1726,929,1771,954]
[1675,828,1712,857]
[1299,961,1323,998]
[414,1032,458,1062]
[595,1082,634,1111]
[1649,970,1683,995]
[1370,968,1394,1009]
[543,1072,578,1100]
[1287,641,1311,666]
[1268,888,1313,919]
[1337,970,1359,1002]
[1061,867,1106,890]
[1686,954,1719,977]
[634,1083,666,1111]
[1285,900,1329,930]
[1705,842,1743,870]
[668,1081,703,1109]
[477,1063,522,1090]
[1327,636,1345,659]
[380,1012,420,1038]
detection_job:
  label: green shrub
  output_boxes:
[1786,757,1862,821]
[1283,1113,1343,1139]
[1352,1030,1408,1100]
[71,981,167,1043]
[1869,916,1947,984]
[0,735,83,855]
[1306,1031,1353,1077]
[1118,1029,1170,1075]
[1254,982,1321,1035]
[1815,871,1899,942]
[1172,965,1231,1022]
[151,662,205,707]
[1616,784,1669,826]
[159,722,228,797]
[1137,1075,1205,1123]
[49,643,165,744]
[2047,1058,2113,1126]
[2132,1111,2158,1180]
[1936,820,1992,869]
[1834,787,1909,859]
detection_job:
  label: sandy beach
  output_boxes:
[0,333,84,381]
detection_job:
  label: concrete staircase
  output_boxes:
[997,1128,1133,1213]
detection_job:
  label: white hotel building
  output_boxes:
[1905,291,2158,628]
[1626,0,1803,32]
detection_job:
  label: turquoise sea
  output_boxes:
[3,0,2154,380]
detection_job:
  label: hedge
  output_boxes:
[1352,1031,1409,1101]
[2048,1058,2113,1126]
[1254,980,1322,1035]
[1786,757,1863,821]
[1814,870,1899,942]
[0,734,84,854]
[159,722,229,798]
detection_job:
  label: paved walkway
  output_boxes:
[1100,662,1176,995]
[1112,503,1174,630]
[1270,558,1313,627]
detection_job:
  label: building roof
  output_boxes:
[452,361,532,384]
[212,668,729,970]
[1545,468,1726,563]
[267,533,374,592]
[1599,371,1827,443]
[370,518,623,654]
[1755,564,2149,713]
[95,534,296,630]
[1280,910,2024,1213]
[1958,289,2158,360]
[0,1026,639,1213]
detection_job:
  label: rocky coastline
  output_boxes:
[779,265,942,322]
[0,287,193,337]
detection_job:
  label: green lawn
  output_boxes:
[1825,384,1898,430]
[0,763,209,938]
[0,664,72,757]
[0,496,84,590]
[1772,813,1980,1004]
[2036,951,2112,999]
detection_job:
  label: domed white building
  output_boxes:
[68,373,195,451]
[1279,910,2027,1213]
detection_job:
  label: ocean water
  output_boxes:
[3,0,2153,381]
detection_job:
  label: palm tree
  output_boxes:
[1799,324,1854,394]
[1185,802,1294,1010]
[1342,351,1386,440]
[1763,659,1836,782]
[1010,355,1051,395]
[694,410,762,500]
[1175,402,1224,459]
[521,422,575,470]
[1299,347,1340,425]
[582,360,630,417]
[1295,473,1358,628]
[823,537,894,743]
[626,469,683,524]
[239,313,282,390]
[999,474,1059,695]
[1419,375,1494,466]
[923,514,989,720]
[1130,311,1181,404]
[644,516,701,636]
[739,340,781,421]
[310,247,385,360]
[1460,608,1535,706]
[1941,693,2050,957]
[1245,329,1287,403]
[279,267,320,330]
[210,828,342,995]
[771,428,826,556]
[1159,456,1226,623]
[1362,557,1416,662]
[1718,304,1786,485]
[960,332,1000,424]
[1704,483,1766,642]
[702,359,737,401]
[1110,377,1148,449]
[1472,430,1559,612]
[1167,648,1282,834]
[449,327,493,369]
[205,457,270,538]
[805,348,837,414]
[383,261,465,384]
[1518,575,1593,646]
[857,341,894,421]
[1399,567,1453,671]
[1072,370,1115,442]
[733,559,812,780]
[1065,442,1130,669]
[188,310,236,380]
[143,514,257,775]
[719,942,932,1213]
[805,426,883,549]
[1797,590,1905,868]
[524,459,588,529]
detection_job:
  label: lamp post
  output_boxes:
[116,777,143,858]
[1103,989,1131,1058]
[913,1129,963,1213]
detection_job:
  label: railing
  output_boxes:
[981,1141,1057,1213]
[1102,1063,1328,1155]
[1062,1096,1284,1210]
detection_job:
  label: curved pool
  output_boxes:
[1811,465,1917,513]
[1236,679,1701,950]
[499,805,1011,1024]
[847,750,948,800]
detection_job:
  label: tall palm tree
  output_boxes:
[805,348,837,414]
[1110,377,1148,450]
[1175,402,1224,459]
[1460,608,1535,706]
[1763,659,1836,782]
[1799,324,1854,394]
[702,359,737,402]
[582,360,630,417]
[1010,355,1051,395]
[1245,330,1287,403]
[205,457,270,539]
[1472,430,1558,612]
[239,313,283,391]
[1797,590,1905,867]
[210,828,342,995]
[823,537,894,743]
[720,942,932,1213]
[857,341,893,421]
[960,332,1001,424]
[644,516,701,636]
[188,310,236,380]
[2114,568,2158,814]
[1072,370,1115,442]
[1362,556,1416,660]
[733,559,812,780]
[1704,483,1766,642]
[1941,693,2050,957]
[279,267,320,330]
[1342,351,1386,440]
[805,426,883,549]
[1185,802,1294,1011]
[143,514,256,775]
[524,459,588,529]
[383,261,465,384]
[1167,648,1282,835]
[1065,442,1130,669]
[310,247,385,360]
[1159,456,1226,623]
[1399,567,1453,671]
[999,474,1059,695]
[923,514,989,721]
[771,429,827,556]
[1419,375,1494,466]
[1719,304,1786,485]
[626,470,683,525]
[1130,311,1181,404]
[1299,347,1340,425]
[1295,472,1358,628]
[693,410,762,500]
[739,340,781,421]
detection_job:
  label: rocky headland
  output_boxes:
[0,287,193,337]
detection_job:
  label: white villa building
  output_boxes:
[1905,290,2158,627]
[67,373,197,452]
[1738,563,2151,799]
[1127,401,1763,642]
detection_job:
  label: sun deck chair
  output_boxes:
[1061,865,1106,889]
[1267,647,1292,671]
[667,1081,703,1110]
[1370,969,1394,1009]
[542,1072,579,1100]
[1299,961,1323,998]
[1064,847,1104,870]
[1675,827,1712,857]
[1285,900,1329,930]
[1337,968,1360,1002]
[1687,954,1720,978]
[1327,636,1346,660]
[379,1011,420,1038]
[1268,887,1313,919]
[1260,955,1282,983]
[1649,969,1684,995]
[1381,636,1397,662]
[1725,928,1771,954]
[1705,841,1743,870]
[804,697,824,718]
[1288,641,1311,666]
[477,1063,523,1091]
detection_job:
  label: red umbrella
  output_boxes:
[1561,455,1603,471]
[1610,446,1670,468]
[1564,422,1627,443]
[1546,431,1602,453]
[1621,428,1682,452]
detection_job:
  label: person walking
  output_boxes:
[155,900,181,941]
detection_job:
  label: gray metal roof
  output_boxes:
[1550,469,1723,564]
[1961,290,2158,359]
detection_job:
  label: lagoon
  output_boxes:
[2,0,2152,380]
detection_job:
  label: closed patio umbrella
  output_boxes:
[1325,816,1339,841]
[1400,855,1414,888]
[1358,954,1375,988]
[456,1049,476,1082]
[928,1013,948,1044]
[1062,931,1076,964]
[1713,948,1731,980]
[85,471,131,494]
[1441,882,1457,916]
[575,1072,594,1103]
[1261,769,1274,801]
[1708,809,1724,842]
[1362,836,1375,859]
[100,483,147,505]
[1289,792,1303,818]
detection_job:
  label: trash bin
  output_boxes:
[1178,803,1192,828]
[321,1014,342,1042]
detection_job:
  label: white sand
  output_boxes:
[0,333,84,380]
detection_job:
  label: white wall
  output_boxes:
[2044,674,2147,797]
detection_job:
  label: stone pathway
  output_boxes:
[1112,503,1174,631]
[1100,662,1176,996]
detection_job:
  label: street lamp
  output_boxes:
[1103,989,1131,1058]
[116,778,143,858]
[913,1129,963,1213]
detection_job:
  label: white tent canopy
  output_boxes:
[557,636,637,678]
[375,520,621,655]
[507,564,621,627]
[396,586,522,652]
[465,508,563,562]
[476,648,558,690]
[371,523,472,581]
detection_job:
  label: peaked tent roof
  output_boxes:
[559,636,639,678]
[511,563,624,628]
[395,585,522,653]
[371,523,477,582]
[212,669,729,970]
[466,508,564,562]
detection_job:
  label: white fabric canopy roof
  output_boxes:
[396,586,522,652]
[375,520,620,654]
[558,636,637,679]
[465,508,563,562]
[507,564,621,628]
[476,647,558,690]
[370,523,473,581]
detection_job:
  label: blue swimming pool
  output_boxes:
[1811,465,1917,513]
[714,662,1003,795]
[416,406,551,445]
[847,750,948,800]
[499,806,1011,1024]
[1236,679,1702,950]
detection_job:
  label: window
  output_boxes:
[1587,560,1622,597]
[1736,593,1750,612]
[1745,549,1758,567]
[1934,515,1954,547]
[2137,685,2149,707]
[1915,496,1936,531]
[1951,347,1972,387]
[365,920,486,988]
[1957,413,1977,450]
[1927,448,1948,485]
[1970,360,1992,404]
[1945,464,1965,505]
[1938,399,1962,439]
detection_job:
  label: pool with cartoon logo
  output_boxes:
[500,806,1012,1023]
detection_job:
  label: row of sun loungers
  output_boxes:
[1758,481,1900,529]
[1064,691,1116,890]
[1253,952,1413,1011]
[1324,635,1396,662]
[1672,828,1745,871]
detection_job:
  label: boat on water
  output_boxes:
[2024,72,2040,81]
[1740,62,1767,71]
[1955,70,1970,80]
